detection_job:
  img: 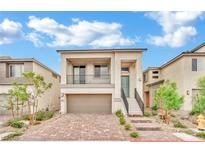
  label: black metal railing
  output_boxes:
[135,88,144,115]
[67,74,111,84]
[121,88,129,113]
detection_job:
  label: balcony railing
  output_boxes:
[67,74,111,84]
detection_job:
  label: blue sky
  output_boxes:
[0,11,205,73]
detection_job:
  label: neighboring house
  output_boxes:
[0,56,60,114]
[143,42,205,112]
[57,48,147,115]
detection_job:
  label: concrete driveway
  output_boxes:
[17,114,126,141]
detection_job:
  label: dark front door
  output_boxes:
[121,76,129,97]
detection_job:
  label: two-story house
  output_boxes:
[143,42,205,112]
[58,48,147,115]
[0,56,60,114]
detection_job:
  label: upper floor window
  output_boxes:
[121,67,129,72]
[94,65,109,77]
[192,58,203,72]
[143,73,148,82]
[9,64,24,77]
[152,71,159,74]
[152,75,159,79]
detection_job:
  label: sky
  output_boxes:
[0,11,205,73]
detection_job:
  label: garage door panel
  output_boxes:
[67,94,111,114]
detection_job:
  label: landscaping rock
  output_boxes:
[20,120,30,127]
[0,132,16,141]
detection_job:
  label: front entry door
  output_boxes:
[121,76,129,97]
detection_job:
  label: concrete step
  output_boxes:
[127,98,143,116]
[129,117,153,123]
[134,123,161,131]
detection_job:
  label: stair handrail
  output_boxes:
[135,88,144,115]
[121,88,129,113]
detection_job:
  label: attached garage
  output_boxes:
[67,94,112,114]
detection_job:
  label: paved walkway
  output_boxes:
[17,114,126,141]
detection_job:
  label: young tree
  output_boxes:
[191,76,205,115]
[154,80,183,124]
[22,72,52,123]
[7,83,30,118]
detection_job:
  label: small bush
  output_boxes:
[119,117,126,125]
[151,103,159,111]
[35,111,54,121]
[184,130,194,135]
[8,118,24,128]
[144,112,152,117]
[196,132,205,139]
[115,110,124,118]
[152,110,158,116]
[130,132,139,138]
[173,120,187,128]
[124,124,132,130]
[22,114,30,120]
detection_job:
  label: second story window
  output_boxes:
[94,65,108,77]
[192,58,197,71]
[121,67,129,72]
[143,73,148,82]
[9,64,24,77]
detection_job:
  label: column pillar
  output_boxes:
[136,54,143,99]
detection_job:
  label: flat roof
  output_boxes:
[0,57,59,77]
[57,48,147,53]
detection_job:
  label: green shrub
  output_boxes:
[151,103,159,111]
[8,118,24,128]
[196,132,205,139]
[119,117,126,125]
[130,132,139,138]
[35,111,54,121]
[184,130,194,135]
[152,110,158,116]
[144,112,152,117]
[124,124,132,130]
[115,110,124,118]
[173,120,187,128]
[22,114,30,120]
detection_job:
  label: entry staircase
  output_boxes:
[121,88,144,116]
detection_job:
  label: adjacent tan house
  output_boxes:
[58,48,147,115]
[0,56,60,114]
[143,42,205,112]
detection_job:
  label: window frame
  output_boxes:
[192,58,197,72]
[94,64,109,77]
[8,64,24,78]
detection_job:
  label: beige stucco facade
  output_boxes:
[0,57,60,114]
[58,48,146,115]
[143,43,205,112]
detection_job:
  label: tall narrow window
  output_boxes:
[192,59,197,71]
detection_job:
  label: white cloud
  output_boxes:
[26,32,44,47]
[0,19,22,45]
[27,16,135,48]
[146,12,203,47]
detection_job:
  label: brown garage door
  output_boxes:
[67,94,112,114]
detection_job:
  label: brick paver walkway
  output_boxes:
[17,114,126,141]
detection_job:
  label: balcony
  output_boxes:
[67,74,111,84]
